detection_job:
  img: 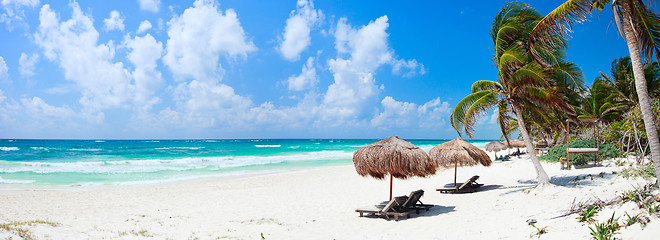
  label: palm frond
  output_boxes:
[451,91,495,137]
[528,0,594,67]
[464,91,500,138]
[472,80,503,93]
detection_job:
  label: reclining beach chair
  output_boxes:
[401,190,434,213]
[436,175,483,194]
[355,196,411,221]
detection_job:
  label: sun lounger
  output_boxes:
[401,190,433,213]
[355,196,411,221]
[436,175,483,194]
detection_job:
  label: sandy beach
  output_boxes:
[1,153,659,239]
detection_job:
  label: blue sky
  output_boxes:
[0,0,631,139]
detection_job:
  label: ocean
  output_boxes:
[0,139,493,187]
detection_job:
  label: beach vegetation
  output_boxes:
[451,2,582,187]
[623,212,641,226]
[528,222,548,237]
[619,164,656,180]
[540,140,620,165]
[0,220,59,240]
[531,0,660,187]
[588,212,620,240]
[578,205,599,223]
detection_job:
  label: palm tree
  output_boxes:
[529,0,660,185]
[577,79,625,153]
[599,56,660,162]
[451,2,582,187]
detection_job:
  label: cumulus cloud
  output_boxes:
[311,15,428,127]
[163,0,256,82]
[316,16,392,124]
[125,33,163,113]
[371,96,451,129]
[18,52,38,78]
[34,3,133,119]
[0,0,39,30]
[0,56,8,81]
[287,57,317,91]
[137,0,160,13]
[279,0,323,61]
[137,20,152,34]
[161,0,256,129]
[104,10,125,31]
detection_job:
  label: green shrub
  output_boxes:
[540,140,620,165]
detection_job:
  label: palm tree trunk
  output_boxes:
[620,3,660,186]
[513,104,551,186]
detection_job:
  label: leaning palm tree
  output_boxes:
[529,0,660,185]
[451,2,582,187]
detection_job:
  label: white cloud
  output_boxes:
[287,57,317,91]
[104,10,125,31]
[18,52,38,78]
[34,3,133,118]
[163,0,256,82]
[137,20,152,34]
[278,0,323,61]
[0,0,38,30]
[160,0,257,129]
[315,16,392,124]
[138,0,160,13]
[125,33,163,113]
[0,56,8,81]
[371,96,451,129]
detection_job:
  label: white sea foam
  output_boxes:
[0,147,19,151]
[30,147,49,151]
[155,147,205,150]
[254,145,281,148]
[142,140,160,143]
[0,150,353,174]
[0,176,35,184]
[95,140,105,143]
[71,148,102,151]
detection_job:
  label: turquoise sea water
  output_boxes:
[0,139,493,186]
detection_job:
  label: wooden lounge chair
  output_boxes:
[436,175,483,194]
[356,196,411,221]
[401,189,433,213]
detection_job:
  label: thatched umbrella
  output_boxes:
[429,138,492,187]
[353,136,437,200]
[504,139,526,148]
[503,138,526,153]
[485,141,506,152]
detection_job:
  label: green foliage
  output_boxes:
[539,140,620,165]
[588,212,620,240]
[619,164,657,180]
[578,205,599,223]
[624,212,641,226]
[529,223,548,237]
[646,203,659,214]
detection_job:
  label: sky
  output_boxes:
[0,0,632,139]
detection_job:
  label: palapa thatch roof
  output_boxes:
[485,141,506,152]
[353,136,437,179]
[503,139,526,148]
[429,138,491,168]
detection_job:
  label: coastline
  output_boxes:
[1,154,659,239]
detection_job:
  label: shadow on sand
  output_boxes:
[357,205,456,221]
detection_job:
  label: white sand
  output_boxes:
[1,154,659,239]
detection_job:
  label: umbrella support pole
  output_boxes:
[454,162,458,187]
[389,172,393,201]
